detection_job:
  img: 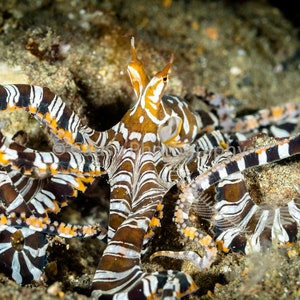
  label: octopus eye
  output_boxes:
[158,116,182,145]
[163,76,168,83]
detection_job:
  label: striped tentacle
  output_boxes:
[0,212,107,239]
[0,170,48,284]
[0,213,106,285]
[104,146,137,242]
[0,174,107,282]
[0,171,46,285]
[175,134,300,269]
[152,121,243,268]
[1,166,75,217]
[214,172,300,253]
[118,270,197,300]
[8,168,45,204]
[0,84,110,151]
[0,225,48,284]
[0,169,33,215]
[213,110,300,254]
[212,98,300,251]
[155,154,231,270]
[191,87,235,132]
[157,90,300,269]
[158,130,234,185]
[92,149,170,297]
[0,134,102,179]
[152,133,236,270]
[229,103,300,138]
[104,145,165,248]
[0,169,51,284]
[7,168,69,216]
[0,141,104,216]
[0,131,103,215]
[213,132,300,253]
[0,167,107,284]
[193,130,231,152]
[93,271,196,300]
[192,87,300,138]
[0,133,106,284]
